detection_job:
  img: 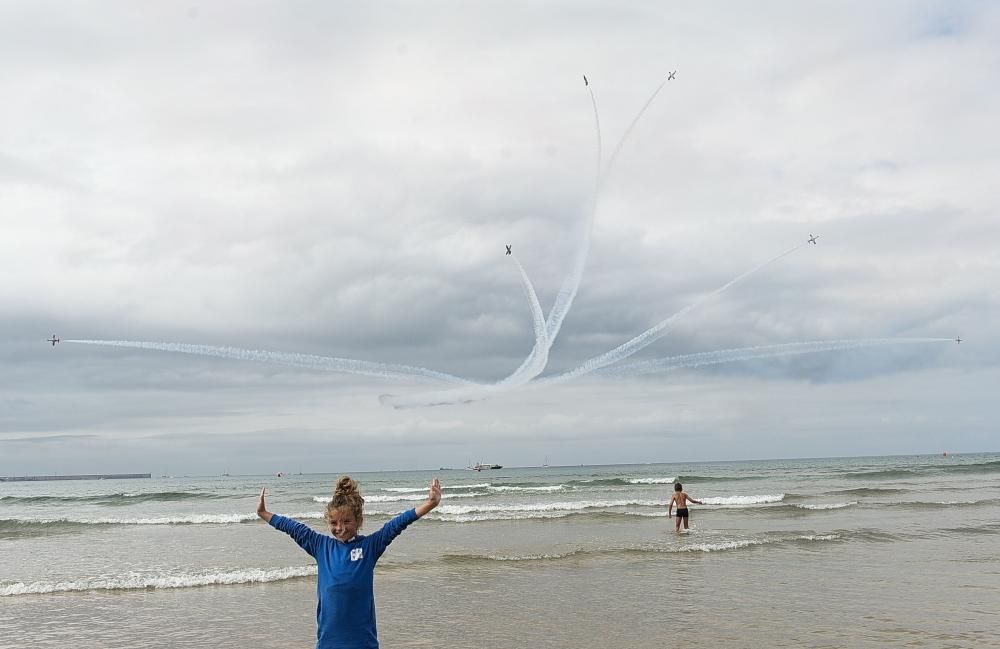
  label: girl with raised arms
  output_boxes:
[257,475,441,649]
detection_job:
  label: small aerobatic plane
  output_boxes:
[583,74,588,86]
[505,245,512,255]
[667,70,676,80]
[808,234,819,245]
[955,336,962,344]
[48,335,60,347]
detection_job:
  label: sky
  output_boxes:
[2,1,998,476]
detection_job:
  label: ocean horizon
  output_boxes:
[9,449,990,479]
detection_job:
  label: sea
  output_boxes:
[2,453,999,649]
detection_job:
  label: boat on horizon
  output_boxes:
[465,462,502,471]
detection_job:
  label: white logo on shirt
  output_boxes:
[350,547,364,562]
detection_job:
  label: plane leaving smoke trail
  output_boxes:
[383,239,805,408]
[543,78,672,349]
[540,241,808,385]
[496,255,550,387]
[384,84,796,408]
[380,255,549,408]
[379,73,674,411]
[65,77,681,410]
[64,78,948,413]
[587,81,603,197]
[594,338,954,378]
[601,78,669,181]
[64,340,474,385]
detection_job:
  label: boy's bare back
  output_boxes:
[671,491,694,508]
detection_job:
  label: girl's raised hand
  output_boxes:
[257,487,272,522]
[428,477,442,507]
[415,478,442,518]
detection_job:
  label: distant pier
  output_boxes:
[0,473,151,482]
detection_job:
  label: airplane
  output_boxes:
[955,336,962,344]
[48,335,59,347]
[808,234,819,245]
[505,244,512,255]
[667,70,676,80]
[583,74,588,86]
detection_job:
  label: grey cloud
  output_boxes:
[0,434,99,444]
[2,1,998,473]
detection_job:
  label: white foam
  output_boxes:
[431,499,666,515]
[627,477,677,485]
[431,510,577,522]
[678,533,839,552]
[367,494,431,503]
[10,512,323,526]
[0,566,316,597]
[796,534,841,541]
[438,510,670,522]
[701,494,785,506]
[682,538,769,552]
[482,552,578,561]
[796,501,857,510]
[382,483,490,493]
[487,485,565,492]
[315,493,483,503]
[367,498,669,522]
[95,513,260,525]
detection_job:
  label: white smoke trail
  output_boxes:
[384,338,953,407]
[602,77,669,180]
[380,255,549,408]
[70,256,546,410]
[381,78,678,408]
[540,242,808,385]
[496,255,550,387]
[544,77,671,347]
[595,338,954,378]
[64,340,475,385]
[588,82,603,199]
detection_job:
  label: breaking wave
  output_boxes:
[1,566,316,597]
[0,491,218,505]
[441,532,845,563]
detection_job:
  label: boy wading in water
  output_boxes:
[257,475,441,649]
[668,481,704,533]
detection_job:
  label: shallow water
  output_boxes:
[2,453,999,648]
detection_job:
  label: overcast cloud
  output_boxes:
[2,1,997,476]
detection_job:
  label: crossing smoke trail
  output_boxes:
[382,239,805,407]
[64,340,474,385]
[495,255,550,387]
[543,77,671,349]
[64,77,953,412]
[594,338,954,378]
[538,241,808,386]
[380,79,672,409]
[379,255,549,408]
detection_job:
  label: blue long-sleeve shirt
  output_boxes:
[269,509,418,649]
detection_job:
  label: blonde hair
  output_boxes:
[326,475,364,525]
